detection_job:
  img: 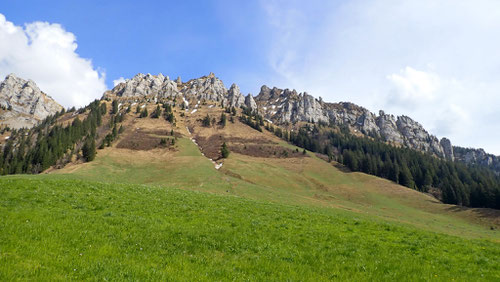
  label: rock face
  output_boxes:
[453,147,500,172]
[253,85,450,158]
[0,74,63,129]
[245,94,257,112]
[440,138,454,161]
[106,73,179,99]
[104,72,499,170]
[227,84,245,108]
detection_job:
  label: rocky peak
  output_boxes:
[100,72,497,169]
[106,72,242,108]
[0,74,63,129]
[107,73,179,99]
[182,73,227,102]
[245,94,257,112]
[227,83,245,108]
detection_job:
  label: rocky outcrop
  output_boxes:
[245,94,257,112]
[440,138,454,161]
[227,84,245,108]
[0,74,63,129]
[453,147,500,172]
[255,86,327,124]
[102,72,499,171]
[105,73,179,99]
[182,72,227,102]
[254,85,451,158]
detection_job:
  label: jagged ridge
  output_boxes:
[104,72,499,169]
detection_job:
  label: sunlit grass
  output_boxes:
[1,176,499,280]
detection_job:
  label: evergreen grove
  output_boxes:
[0,100,121,175]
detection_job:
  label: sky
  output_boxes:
[1,0,499,155]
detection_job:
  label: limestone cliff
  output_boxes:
[0,74,63,129]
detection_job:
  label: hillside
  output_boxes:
[0,73,499,210]
[1,176,499,280]
[49,101,500,240]
[0,73,499,280]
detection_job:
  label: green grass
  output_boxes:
[1,176,499,280]
[51,137,499,241]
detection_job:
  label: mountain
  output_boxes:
[1,73,499,280]
[105,73,498,170]
[0,72,498,209]
[0,74,63,129]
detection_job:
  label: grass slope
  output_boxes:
[53,132,499,241]
[1,177,499,280]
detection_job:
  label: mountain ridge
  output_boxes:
[104,72,499,168]
[0,72,497,172]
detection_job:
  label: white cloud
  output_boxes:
[0,13,106,108]
[113,77,126,87]
[386,67,439,106]
[259,0,500,155]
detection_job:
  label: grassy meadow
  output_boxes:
[1,176,499,280]
[52,134,499,241]
[2,111,499,280]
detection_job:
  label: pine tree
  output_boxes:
[111,100,119,114]
[140,107,148,118]
[220,113,227,127]
[151,105,162,118]
[82,138,96,162]
[202,114,211,127]
[221,142,230,158]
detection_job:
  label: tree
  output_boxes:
[220,113,227,127]
[151,105,162,118]
[111,100,119,114]
[82,138,96,162]
[140,107,148,118]
[398,163,415,188]
[221,142,230,158]
[202,114,211,127]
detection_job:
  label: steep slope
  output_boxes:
[0,74,63,129]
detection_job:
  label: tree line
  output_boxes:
[288,124,500,209]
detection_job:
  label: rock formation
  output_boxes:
[227,84,245,108]
[103,72,499,170]
[0,74,63,129]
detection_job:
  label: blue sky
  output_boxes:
[1,0,500,155]
[2,1,272,91]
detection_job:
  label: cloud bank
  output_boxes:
[0,13,106,108]
[259,0,500,155]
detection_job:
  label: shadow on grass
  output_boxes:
[445,205,500,227]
